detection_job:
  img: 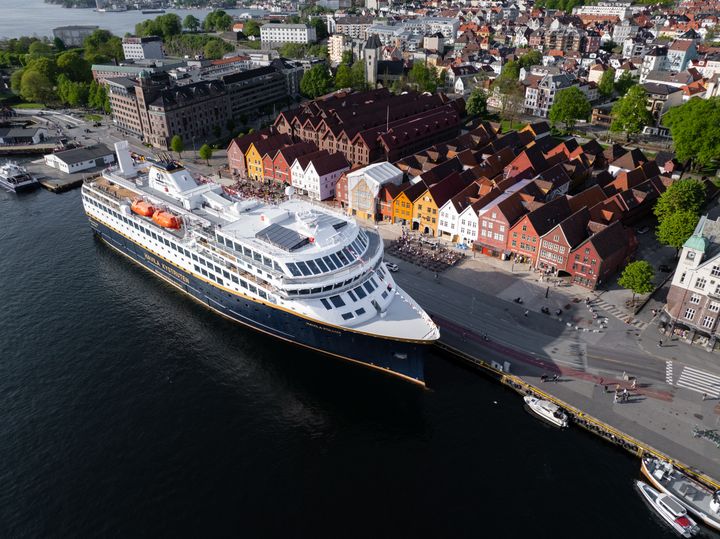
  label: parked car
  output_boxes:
[659,264,671,273]
[385,262,399,273]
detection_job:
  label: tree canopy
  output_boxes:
[83,29,124,63]
[199,143,213,165]
[663,97,720,169]
[518,50,542,70]
[19,70,53,103]
[408,62,439,93]
[548,86,590,131]
[183,15,200,33]
[341,50,353,65]
[466,88,488,118]
[492,77,525,126]
[203,10,233,32]
[334,63,353,89]
[300,64,333,98]
[244,20,262,38]
[610,85,652,139]
[618,260,655,302]
[653,179,707,222]
[656,210,700,253]
[598,67,615,97]
[135,13,182,40]
[614,71,636,96]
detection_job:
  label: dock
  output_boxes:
[24,159,102,194]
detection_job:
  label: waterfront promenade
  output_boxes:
[378,225,720,480]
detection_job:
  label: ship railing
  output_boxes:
[195,232,285,281]
[393,288,439,340]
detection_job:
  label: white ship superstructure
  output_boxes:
[81,142,439,384]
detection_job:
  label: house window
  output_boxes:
[695,277,707,290]
[713,266,720,277]
[690,294,701,304]
[554,235,560,241]
[684,308,696,320]
[710,302,720,313]
[703,316,715,329]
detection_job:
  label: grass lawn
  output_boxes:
[14,103,45,109]
[238,41,261,50]
[85,113,103,122]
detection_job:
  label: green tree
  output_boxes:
[341,50,353,65]
[170,135,184,158]
[19,70,53,103]
[598,67,615,97]
[199,143,213,165]
[610,85,652,140]
[334,63,353,89]
[614,71,636,96]
[28,41,52,57]
[24,56,57,82]
[600,40,618,53]
[466,88,488,117]
[203,39,227,60]
[53,37,66,51]
[350,60,366,90]
[653,179,707,222]
[183,14,200,33]
[408,62,438,92]
[499,59,520,81]
[492,77,525,127]
[10,69,24,94]
[279,42,305,59]
[617,260,655,304]
[663,97,720,170]
[244,19,262,38]
[548,86,590,131]
[83,30,123,63]
[518,50,542,70]
[203,10,233,32]
[656,210,701,255]
[300,64,332,98]
[56,51,91,82]
[309,18,328,40]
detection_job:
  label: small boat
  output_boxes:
[142,9,166,14]
[0,162,38,192]
[636,480,700,537]
[523,395,568,428]
[131,199,155,217]
[152,210,181,229]
[642,456,720,531]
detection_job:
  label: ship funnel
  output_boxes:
[115,141,135,177]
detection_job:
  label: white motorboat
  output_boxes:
[636,480,700,537]
[0,162,37,192]
[642,456,720,532]
[523,395,568,428]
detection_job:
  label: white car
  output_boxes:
[385,262,399,273]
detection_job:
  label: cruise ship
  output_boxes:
[81,142,439,385]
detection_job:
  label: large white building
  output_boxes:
[122,36,164,60]
[291,151,349,201]
[260,24,317,47]
[328,34,346,65]
[572,2,633,20]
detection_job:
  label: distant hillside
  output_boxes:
[45,0,96,7]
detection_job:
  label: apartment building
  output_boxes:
[335,16,375,40]
[260,24,317,47]
[122,36,164,60]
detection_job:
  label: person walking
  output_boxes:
[524,310,529,317]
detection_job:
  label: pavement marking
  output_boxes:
[666,360,673,385]
[590,298,647,329]
[676,366,720,398]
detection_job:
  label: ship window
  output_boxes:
[163,238,170,246]
[259,291,267,299]
[214,265,221,274]
[323,256,337,270]
[299,289,309,295]
[381,290,388,299]
[321,298,332,310]
[241,280,248,289]
[363,281,374,294]
[288,289,298,295]
[322,285,333,292]
[306,260,321,274]
[217,236,225,245]
[184,249,191,257]
[273,261,282,272]
[249,285,257,294]
[296,261,312,276]
[344,248,356,261]
[243,246,252,257]
[231,275,238,284]
[330,295,345,308]
[355,308,366,316]
[286,263,302,277]
[152,232,158,240]
[200,258,207,267]
[223,270,230,279]
[192,253,198,261]
[316,258,329,272]
[201,268,208,277]
[330,253,343,267]
[353,286,367,299]
[263,256,273,268]
[377,268,385,279]
[336,251,349,265]
[370,277,378,288]
[341,312,354,320]
[253,251,262,262]
[347,289,357,301]
[171,243,177,251]
[310,287,321,294]
[333,282,343,289]
[194,265,200,272]
[217,277,224,286]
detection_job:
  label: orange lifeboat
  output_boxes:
[131,199,155,217]
[152,210,181,229]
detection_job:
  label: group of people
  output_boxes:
[387,234,464,273]
[227,176,287,204]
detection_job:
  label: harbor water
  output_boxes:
[1,188,710,537]
[0,0,267,40]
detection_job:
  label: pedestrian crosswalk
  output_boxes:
[676,366,720,398]
[666,360,673,385]
[590,298,648,330]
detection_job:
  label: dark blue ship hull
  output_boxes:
[89,217,428,385]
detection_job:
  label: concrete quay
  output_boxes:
[378,226,720,484]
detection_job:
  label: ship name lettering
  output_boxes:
[161,263,190,284]
[306,322,341,335]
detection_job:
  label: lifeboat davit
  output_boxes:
[131,199,155,217]
[152,210,181,229]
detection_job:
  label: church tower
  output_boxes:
[364,34,382,89]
